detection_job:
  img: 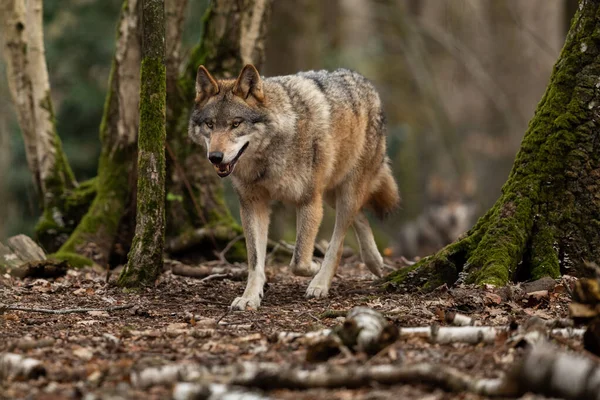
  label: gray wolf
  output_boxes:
[188,64,400,310]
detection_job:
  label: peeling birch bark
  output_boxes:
[134,361,507,396]
[509,343,600,400]
[0,0,75,207]
[173,383,270,400]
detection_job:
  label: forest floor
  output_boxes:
[0,256,586,400]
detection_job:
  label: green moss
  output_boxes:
[118,51,167,287]
[384,0,600,290]
[50,251,93,268]
[35,178,98,252]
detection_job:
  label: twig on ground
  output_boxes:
[1,304,133,315]
[199,272,246,283]
[214,235,244,263]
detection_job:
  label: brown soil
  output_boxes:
[0,259,582,399]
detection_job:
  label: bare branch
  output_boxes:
[1,304,134,314]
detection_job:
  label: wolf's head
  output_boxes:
[188,64,268,178]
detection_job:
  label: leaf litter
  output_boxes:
[0,260,588,399]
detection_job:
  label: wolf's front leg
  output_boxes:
[231,198,270,311]
[290,195,323,277]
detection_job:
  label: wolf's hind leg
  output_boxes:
[231,198,270,311]
[306,189,359,299]
[290,195,323,277]
[353,211,384,278]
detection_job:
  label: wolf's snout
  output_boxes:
[208,151,224,165]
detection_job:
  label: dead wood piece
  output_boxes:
[0,242,23,271]
[509,343,600,400]
[167,227,239,254]
[445,311,474,326]
[171,263,247,281]
[10,259,68,279]
[0,353,46,381]
[140,361,508,396]
[2,304,133,314]
[401,326,499,345]
[132,364,210,389]
[337,307,399,354]
[276,329,332,345]
[401,325,584,345]
[7,235,46,262]
[173,383,270,400]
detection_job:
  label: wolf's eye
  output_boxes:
[205,121,213,129]
[231,120,242,129]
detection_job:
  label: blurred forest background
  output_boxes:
[0,0,578,258]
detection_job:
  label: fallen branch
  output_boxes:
[214,235,244,263]
[279,324,585,348]
[508,342,600,400]
[445,312,474,326]
[1,304,133,314]
[171,263,247,281]
[173,383,270,400]
[166,226,238,254]
[10,259,68,279]
[400,325,585,345]
[133,361,507,396]
[0,353,46,380]
[400,326,498,344]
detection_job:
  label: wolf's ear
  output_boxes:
[233,64,264,102]
[196,65,219,103]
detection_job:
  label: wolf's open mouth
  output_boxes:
[214,142,249,178]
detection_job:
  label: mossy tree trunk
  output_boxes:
[164,0,272,258]
[53,0,142,267]
[118,0,167,287]
[387,0,600,290]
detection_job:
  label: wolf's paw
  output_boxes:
[305,284,329,299]
[291,260,321,277]
[230,296,261,311]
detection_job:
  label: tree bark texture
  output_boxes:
[53,0,142,267]
[118,0,166,287]
[164,0,272,258]
[0,0,76,230]
[387,0,600,289]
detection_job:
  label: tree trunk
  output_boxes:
[118,0,166,287]
[0,69,8,240]
[164,0,272,259]
[2,0,273,268]
[386,0,600,289]
[0,0,77,243]
[53,0,142,267]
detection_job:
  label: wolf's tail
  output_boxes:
[367,161,401,220]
